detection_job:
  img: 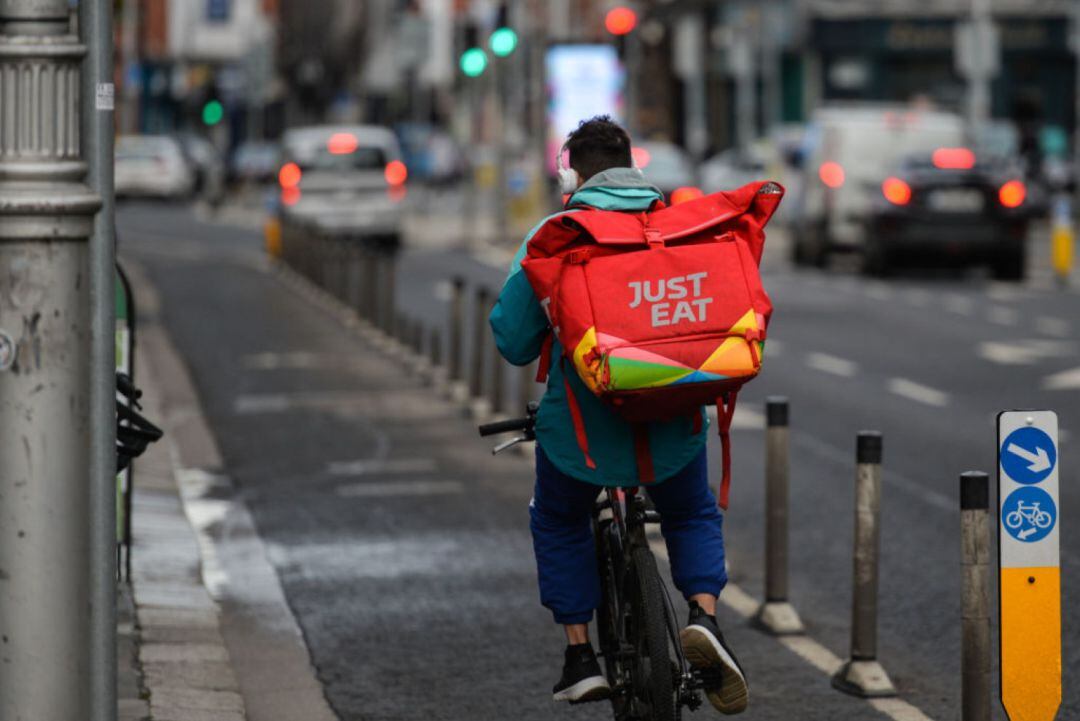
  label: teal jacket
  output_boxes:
[489,168,708,486]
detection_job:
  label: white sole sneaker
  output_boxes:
[680,625,749,714]
[552,674,612,704]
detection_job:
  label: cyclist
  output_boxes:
[489,116,748,714]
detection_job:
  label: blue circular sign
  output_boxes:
[1002,486,1056,543]
[1000,427,1056,485]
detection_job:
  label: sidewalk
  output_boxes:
[117,258,338,721]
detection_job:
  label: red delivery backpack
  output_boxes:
[520,181,784,508]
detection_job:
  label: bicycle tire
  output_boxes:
[628,546,677,721]
[593,517,628,719]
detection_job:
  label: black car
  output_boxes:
[863,148,1032,280]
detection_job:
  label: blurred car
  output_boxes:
[115,135,195,199]
[177,133,225,202]
[634,141,700,202]
[229,141,282,186]
[792,105,966,266]
[276,124,406,243]
[863,147,1032,280]
[394,123,465,185]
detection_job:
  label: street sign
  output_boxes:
[998,410,1061,721]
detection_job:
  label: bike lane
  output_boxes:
[120,203,906,720]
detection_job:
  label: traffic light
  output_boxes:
[604,6,637,36]
[460,23,488,77]
[201,99,224,126]
[489,4,517,57]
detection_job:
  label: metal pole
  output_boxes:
[493,54,509,244]
[429,326,443,368]
[379,251,397,336]
[119,0,139,133]
[0,1,101,717]
[960,471,991,721]
[82,0,118,718]
[469,286,489,400]
[754,398,804,635]
[449,276,465,382]
[833,431,896,697]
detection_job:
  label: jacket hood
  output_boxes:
[567,167,664,211]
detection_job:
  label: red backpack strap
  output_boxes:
[535,332,554,383]
[561,360,596,470]
[715,392,738,510]
[632,424,656,485]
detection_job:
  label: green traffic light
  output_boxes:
[460,47,488,77]
[489,27,518,57]
[202,99,224,126]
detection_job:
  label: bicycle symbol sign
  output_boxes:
[1002,486,1057,544]
[1000,426,1056,485]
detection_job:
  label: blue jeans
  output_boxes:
[529,446,727,625]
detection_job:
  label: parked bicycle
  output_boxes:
[480,403,716,721]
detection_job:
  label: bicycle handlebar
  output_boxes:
[478,416,531,437]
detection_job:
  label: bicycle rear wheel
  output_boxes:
[627,546,677,721]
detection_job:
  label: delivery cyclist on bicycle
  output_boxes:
[489,116,748,715]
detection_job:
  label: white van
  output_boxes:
[791,105,966,265]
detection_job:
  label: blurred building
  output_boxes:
[120,0,281,144]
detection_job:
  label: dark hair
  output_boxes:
[566,115,632,182]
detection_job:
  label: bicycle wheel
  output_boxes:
[594,518,630,719]
[627,546,677,721]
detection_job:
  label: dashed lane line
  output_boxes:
[327,458,439,476]
[943,294,974,316]
[648,540,937,721]
[1036,316,1071,338]
[335,480,464,497]
[986,306,1019,327]
[806,352,859,378]
[887,378,949,408]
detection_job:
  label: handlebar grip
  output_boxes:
[478,417,530,437]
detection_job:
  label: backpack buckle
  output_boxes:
[644,227,664,248]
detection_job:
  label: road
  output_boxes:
[119,197,1078,721]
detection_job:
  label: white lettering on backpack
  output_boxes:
[628,272,711,327]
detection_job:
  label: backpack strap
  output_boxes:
[536,332,554,383]
[715,392,738,510]
[561,359,596,470]
[632,424,656,485]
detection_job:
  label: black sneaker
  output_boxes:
[679,601,748,714]
[552,643,611,704]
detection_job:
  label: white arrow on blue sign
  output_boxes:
[1000,426,1056,485]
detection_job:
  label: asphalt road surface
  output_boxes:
[119,199,1078,721]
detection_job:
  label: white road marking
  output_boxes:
[233,391,373,414]
[1044,366,1080,391]
[327,458,438,476]
[706,404,765,430]
[335,480,464,497]
[987,306,1019,326]
[977,340,1076,366]
[648,539,937,721]
[864,283,894,301]
[1036,316,1071,338]
[888,378,950,407]
[943,294,974,316]
[903,288,932,307]
[242,352,362,371]
[805,352,858,378]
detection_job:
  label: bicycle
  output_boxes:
[480,403,714,721]
[1004,501,1052,530]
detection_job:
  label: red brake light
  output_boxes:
[819,161,845,189]
[882,177,912,206]
[998,180,1026,208]
[671,186,704,205]
[328,133,359,155]
[932,147,976,170]
[631,146,651,169]
[384,160,408,186]
[279,162,302,189]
